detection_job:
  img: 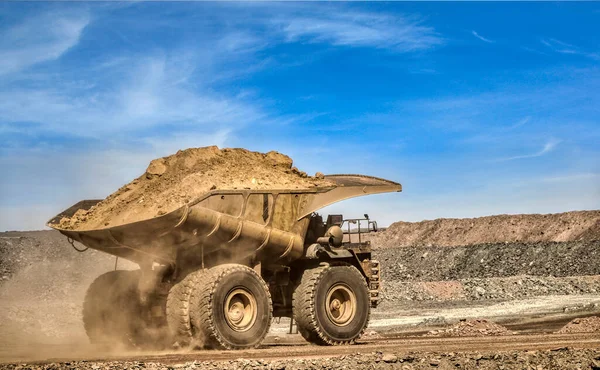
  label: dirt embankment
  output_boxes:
[53,147,332,230]
[370,211,600,248]
[558,316,600,334]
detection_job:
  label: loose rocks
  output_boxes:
[379,275,600,305]
[2,348,600,370]
[374,241,600,282]
[425,319,513,337]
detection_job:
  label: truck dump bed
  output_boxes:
[47,175,401,266]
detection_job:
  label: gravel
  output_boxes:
[380,275,600,305]
[2,348,600,369]
[373,241,600,281]
[425,319,514,337]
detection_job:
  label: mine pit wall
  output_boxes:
[371,240,600,310]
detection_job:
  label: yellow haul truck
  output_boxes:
[48,174,401,350]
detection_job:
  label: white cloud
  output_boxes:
[0,54,269,138]
[273,10,442,52]
[541,38,600,60]
[0,11,89,76]
[509,116,530,129]
[472,31,494,43]
[497,139,561,162]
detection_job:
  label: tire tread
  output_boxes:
[165,269,206,347]
[292,264,370,346]
[189,264,272,350]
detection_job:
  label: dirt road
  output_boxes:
[2,332,600,369]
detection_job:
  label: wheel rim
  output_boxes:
[223,288,257,332]
[325,283,356,327]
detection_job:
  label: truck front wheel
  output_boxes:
[189,264,272,349]
[293,264,370,345]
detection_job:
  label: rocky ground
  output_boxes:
[1,209,600,368]
[425,319,514,337]
[2,348,600,370]
[374,240,600,281]
[372,240,600,307]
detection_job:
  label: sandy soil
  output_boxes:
[51,147,333,230]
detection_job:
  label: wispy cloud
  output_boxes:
[0,49,275,141]
[497,139,561,162]
[472,31,494,43]
[0,11,89,76]
[273,10,442,52]
[509,116,530,129]
[541,38,600,60]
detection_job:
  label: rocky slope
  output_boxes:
[370,210,600,248]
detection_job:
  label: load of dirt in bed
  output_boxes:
[369,210,600,248]
[52,146,334,230]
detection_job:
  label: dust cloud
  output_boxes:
[0,231,138,362]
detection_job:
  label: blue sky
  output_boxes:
[0,2,599,231]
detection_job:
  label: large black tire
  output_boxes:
[165,269,206,347]
[293,264,370,345]
[82,270,145,348]
[189,264,272,350]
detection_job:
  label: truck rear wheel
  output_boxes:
[293,264,370,345]
[166,269,206,347]
[189,264,272,349]
[83,270,144,348]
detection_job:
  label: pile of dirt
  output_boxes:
[52,147,333,230]
[558,316,600,334]
[426,319,513,337]
[370,210,600,248]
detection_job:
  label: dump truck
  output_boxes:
[48,174,401,350]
